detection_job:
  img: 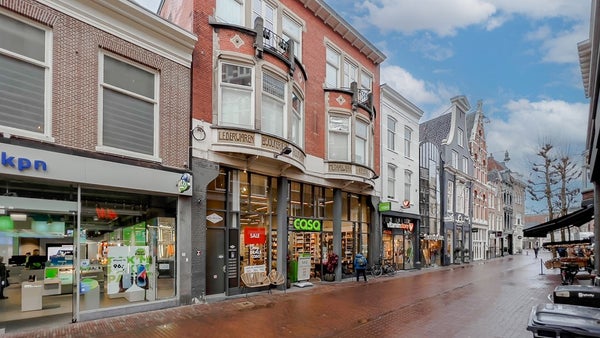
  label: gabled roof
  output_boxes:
[420,113,451,146]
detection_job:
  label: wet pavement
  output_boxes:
[3,252,568,338]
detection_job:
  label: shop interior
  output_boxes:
[0,180,176,330]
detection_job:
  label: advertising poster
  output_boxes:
[297,254,311,281]
[107,246,154,301]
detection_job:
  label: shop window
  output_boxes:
[0,12,50,139]
[99,54,157,158]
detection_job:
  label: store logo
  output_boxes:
[1,152,47,172]
[293,218,322,232]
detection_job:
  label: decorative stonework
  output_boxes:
[230,34,244,49]
[336,95,346,105]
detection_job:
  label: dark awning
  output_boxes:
[523,206,594,237]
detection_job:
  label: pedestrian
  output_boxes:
[0,256,8,299]
[533,244,539,259]
[354,252,368,282]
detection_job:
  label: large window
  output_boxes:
[328,115,350,161]
[387,164,396,199]
[355,119,368,165]
[215,0,243,25]
[0,13,50,138]
[404,126,412,157]
[291,91,303,146]
[325,46,340,88]
[387,117,396,151]
[262,72,285,137]
[252,0,276,47]
[282,14,302,60]
[220,63,253,128]
[343,60,358,89]
[100,54,157,157]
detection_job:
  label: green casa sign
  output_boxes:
[292,218,322,232]
[378,202,391,212]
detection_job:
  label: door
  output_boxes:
[206,228,225,295]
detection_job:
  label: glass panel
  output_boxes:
[221,86,252,127]
[303,184,313,216]
[0,55,44,132]
[324,188,334,219]
[341,192,349,221]
[215,0,242,24]
[289,181,301,217]
[262,94,284,136]
[222,64,252,86]
[0,13,45,62]
[104,56,154,99]
[103,89,154,155]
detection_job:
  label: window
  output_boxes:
[215,0,243,25]
[463,156,469,174]
[325,46,340,88]
[282,14,302,60]
[355,119,368,165]
[290,91,303,146]
[447,181,454,213]
[343,59,358,88]
[404,170,412,202]
[328,115,349,161]
[0,13,50,138]
[387,164,396,199]
[252,0,276,47]
[219,63,253,128]
[262,72,285,137]
[457,128,464,147]
[404,126,412,157]
[360,70,372,91]
[451,150,459,168]
[387,117,396,151]
[100,54,157,156]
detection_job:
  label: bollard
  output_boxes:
[539,258,544,275]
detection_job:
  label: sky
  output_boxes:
[135,0,592,213]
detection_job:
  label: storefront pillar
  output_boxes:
[370,196,382,266]
[276,177,289,281]
[333,189,342,281]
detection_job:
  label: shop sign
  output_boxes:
[378,202,391,212]
[387,221,414,232]
[292,218,322,232]
[423,234,444,241]
[1,151,47,172]
[207,213,223,224]
[244,227,266,245]
[402,200,410,208]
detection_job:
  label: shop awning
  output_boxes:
[523,206,594,237]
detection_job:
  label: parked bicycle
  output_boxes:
[370,258,396,278]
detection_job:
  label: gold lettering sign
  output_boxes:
[356,167,369,176]
[328,163,352,173]
[218,130,255,145]
[261,136,288,152]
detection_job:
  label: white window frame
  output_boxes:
[387,164,396,200]
[355,118,368,165]
[218,62,254,129]
[387,116,396,151]
[290,89,304,146]
[261,71,286,137]
[404,170,412,202]
[98,53,159,160]
[463,156,469,174]
[325,46,340,88]
[328,114,350,161]
[0,11,53,142]
[215,0,244,25]
[343,59,358,89]
[282,13,302,61]
[252,0,276,47]
[447,181,454,213]
[451,150,459,168]
[404,126,412,158]
[360,69,372,91]
[457,128,464,147]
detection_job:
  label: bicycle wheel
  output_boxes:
[371,264,382,278]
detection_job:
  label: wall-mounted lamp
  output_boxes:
[274,146,292,158]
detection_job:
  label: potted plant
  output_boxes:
[323,252,338,282]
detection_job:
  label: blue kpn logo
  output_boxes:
[177,173,191,193]
[2,152,47,172]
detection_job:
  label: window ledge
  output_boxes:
[95,145,162,163]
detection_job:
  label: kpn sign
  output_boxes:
[290,218,322,232]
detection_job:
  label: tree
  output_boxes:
[553,149,582,241]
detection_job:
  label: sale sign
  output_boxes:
[244,227,266,245]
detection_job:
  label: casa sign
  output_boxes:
[292,218,322,232]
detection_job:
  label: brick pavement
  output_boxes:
[3,253,566,338]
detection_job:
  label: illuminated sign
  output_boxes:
[292,218,322,232]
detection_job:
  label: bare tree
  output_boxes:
[527,143,558,243]
[553,148,582,241]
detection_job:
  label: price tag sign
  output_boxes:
[250,246,261,259]
[112,257,127,272]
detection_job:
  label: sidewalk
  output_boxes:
[2,255,551,338]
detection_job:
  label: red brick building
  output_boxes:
[159,0,385,297]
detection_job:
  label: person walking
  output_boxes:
[533,244,539,259]
[0,256,8,299]
[354,252,368,282]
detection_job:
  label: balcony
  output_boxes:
[254,17,295,74]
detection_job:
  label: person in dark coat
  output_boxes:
[0,256,8,299]
[354,253,368,282]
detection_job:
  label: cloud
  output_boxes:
[410,34,454,61]
[380,65,442,107]
[362,0,496,36]
[485,99,588,177]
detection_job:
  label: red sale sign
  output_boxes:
[244,227,266,245]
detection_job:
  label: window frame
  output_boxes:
[97,52,159,161]
[0,11,53,142]
[215,0,244,25]
[218,61,255,129]
[290,88,304,147]
[387,164,396,200]
[261,71,286,137]
[457,128,464,147]
[404,126,412,158]
[387,116,396,151]
[282,13,302,61]
[354,118,369,165]
[404,170,412,202]
[328,114,350,161]
[325,45,341,88]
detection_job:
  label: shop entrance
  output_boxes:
[0,196,76,331]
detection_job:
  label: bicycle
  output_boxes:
[370,258,396,278]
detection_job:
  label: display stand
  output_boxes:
[21,281,43,311]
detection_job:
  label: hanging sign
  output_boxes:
[244,227,266,245]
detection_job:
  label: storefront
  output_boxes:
[420,234,443,267]
[205,168,374,295]
[0,143,191,329]
[380,215,419,270]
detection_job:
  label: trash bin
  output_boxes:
[527,303,600,338]
[553,285,600,308]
